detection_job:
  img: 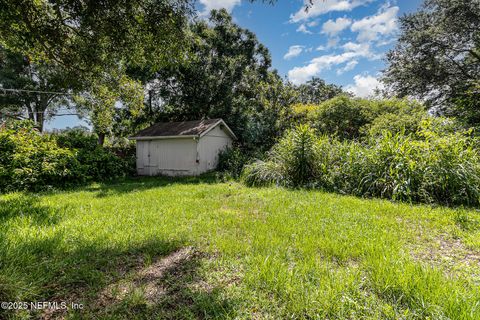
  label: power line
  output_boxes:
[0,88,72,95]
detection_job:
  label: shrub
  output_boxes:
[270,124,318,187]
[365,113,424,137]
[241,160,285,187]
[242,123,480,206]
[0,122,81,192]
[300,97,428,141]
[313,95,370,140]
[0,121,134,192]
[217,146,251,178]
[55,127,135,181]
[75,147,133,181]
[55,127,98,150]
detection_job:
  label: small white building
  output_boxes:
[130,119,236,176]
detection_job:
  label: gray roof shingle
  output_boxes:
[130,119,235,139]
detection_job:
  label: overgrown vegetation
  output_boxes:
[243,118,480,206]
[0,122,133,192]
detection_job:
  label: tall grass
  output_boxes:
[242,122,480,206]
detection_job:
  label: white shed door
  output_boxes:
[136,141,150,169]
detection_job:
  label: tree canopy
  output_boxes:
[0,0,193,80]
[383,0,480,124]
[139,9,281,149]
[0,0,194,135]
[294,77,344,105]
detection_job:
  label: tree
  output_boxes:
[0,0,194,82]
[248,71,297,149]
[383,0,480,124]
[314,95,370,140]
[0,0,195,137]
[74,75,144,145]
[0,47,72,132]
[294,77,344,105]
[144,9,276,148]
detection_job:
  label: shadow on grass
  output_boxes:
[1,233,237,319]
[0,194,66,226]
[81,173,221,199]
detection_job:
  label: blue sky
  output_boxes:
[46,0,422,130]
[202,0,422,93]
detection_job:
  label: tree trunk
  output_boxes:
[148,89,153,115]
[36,111,44,132]
[26,103,35,123]
[98,132,105,146]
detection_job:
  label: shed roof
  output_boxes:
[130,118,236,140]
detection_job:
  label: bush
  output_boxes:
[313,95,370,140]
[285,97,428,141]
[217,146,251,178]
[0,122,81,192]
[57,127,135,181]
[242,122,480,206]
[269,124,318,187]
[0,121,134,192]
[362,99,427,138]
[241,160,285,187]
[55,127,98,150]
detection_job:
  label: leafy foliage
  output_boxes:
[74,75,144,145]
[243,122,480,206]
[361,98,428,137]
[217,146,252,178]
[294,77,344,105]
[0,121,79,191]
[0,46,74,131]
[383,0,480,123]
[313,95,370,140]
[285,96,428,140]
[0,0,193,80]
[0,122,133,192]
[1,0,195,139]
[269,125,318,186]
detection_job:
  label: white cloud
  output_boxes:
[321,17,352,37]
[351,5,399,42]
[336,60,358,74]
[284,45,305,60]
[288,52,354,84]
[288,42,379,84]
[316,45,327,51]
[297,20,321,33]
[290,0,374,23]
[199,0,241,15]
[345,74,384,97]
[297,24,313,34]
[327,37,340,48]
[288,64,321,85]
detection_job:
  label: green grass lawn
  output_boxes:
[1,176,480,319]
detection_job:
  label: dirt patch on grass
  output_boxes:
[97,246,195,307]
[410,234,480,281]
[39,247,197,320]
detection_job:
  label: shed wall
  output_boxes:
[136,138,198,176]
[197,126,233,173]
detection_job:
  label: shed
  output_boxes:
[130,119,236,176]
